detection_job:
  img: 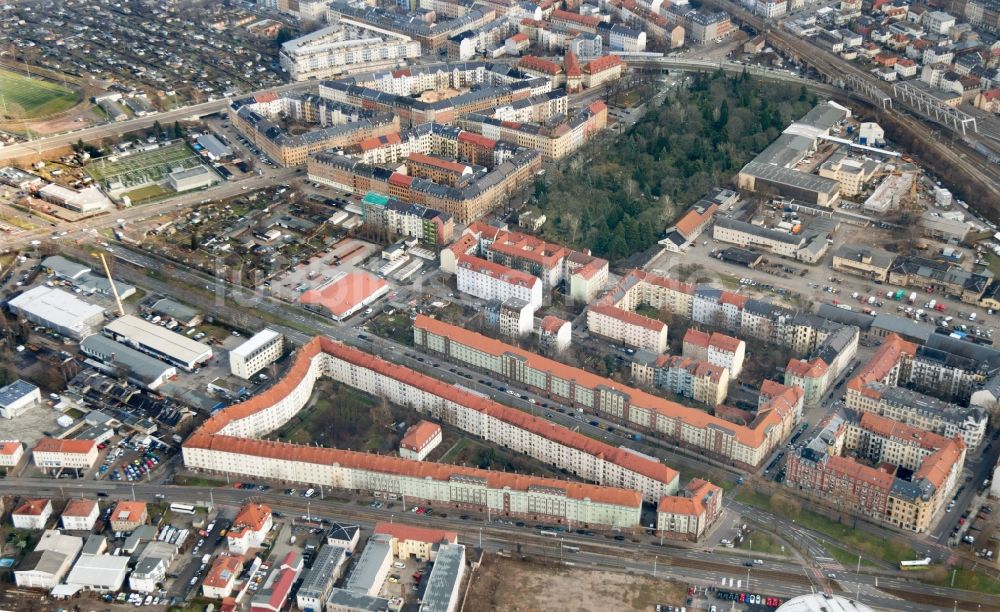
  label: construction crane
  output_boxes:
[98,252,125,317]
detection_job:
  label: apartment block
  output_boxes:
[230,329,284,380]
[456,254,543,312]
[682,329,745,379]
[787,410,964,533]
[32,439,99,473]
[279,21,421,81]
[414,316,800,469]
[631,351,730,407]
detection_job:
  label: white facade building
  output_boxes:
[0,380,41,419]
[455,255,542,313]
[7,285,105,339]
[12,499,53,530]
[230,329,284,380]
[279,20,421,81]
[61,499,100,532]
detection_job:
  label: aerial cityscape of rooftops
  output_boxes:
[4,0,1000,611]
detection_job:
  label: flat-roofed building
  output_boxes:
[832,245,896,282]
[419,543,466,612]
[345,534,392,597]
[64,554,130,592]
[296,545,349,611]
[300,271,390,321]
[80,334,177,390]
[0,379,41,419]
[399,420,442,461]
[7,286,105,339]
[280,20,421,82]
[230,329,284,380]
[103,315,213,372]
[14,530,82,589]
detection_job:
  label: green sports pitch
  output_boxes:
[0,69,80,119]
[86,142,202,189]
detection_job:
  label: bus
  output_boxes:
[899,557,932,570]
[170,503,196,515]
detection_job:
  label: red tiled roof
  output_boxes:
[573,256,607,280]
[683,328,710,349]
[586,55,623,74]
[407,152,470,175]
[188,337,660,507]
[111,501,147,523]
[62,499,97,517]
[458,131,497,149]
[14,499,50,516]
[564,51,582,77]
[519,56,563,75]
[417,316,794,448]
[0,440,21,455]
[253,91,279,104]
[590,303,668,333]
[552,9,600,27]
[456,254,539,289]
[540,315,568,334]
[488,229,568,269]
[359,133,402,151]
[373,522,457,545]
[719,291,748,308]
[400,420,441,452]
[300,271,388,318]
[510,33,529,43]
[786,357,828,378]
[388,172,414,188]
[674,204,717,238]
[846,333,916,394]
[231,503,272,538]
[33,438,97,455]
[709,332,743,354]
[204,554,243,589]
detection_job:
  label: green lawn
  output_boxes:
[735,488,917,565]
[928,567,1000,595]
[173,475,226,488]
[826,544,878,569]
[986,253,1000,278]
[123,183,172,203]
[0,69,79,118]
[736,530,787,556]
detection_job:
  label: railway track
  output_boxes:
[701,0,1000,217]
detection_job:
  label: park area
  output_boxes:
[0,69,80,119]
[467,554,687,611]
[86,141,202,193]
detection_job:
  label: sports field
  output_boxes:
[0,69,80,119]
[87,142,202,190]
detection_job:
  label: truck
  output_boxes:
[908,292,917,304]
[201,554,211,566]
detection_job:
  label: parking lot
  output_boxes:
[269,237,380,302]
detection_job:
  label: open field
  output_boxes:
[735,488,917,565]
[87,142,201,190]
[465,554,687,612]
[123,183,172,203]
[0,69,79,119]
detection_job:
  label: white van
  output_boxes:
[304,488,316,498]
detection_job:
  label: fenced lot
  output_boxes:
[0,69,80,118]
[87,141,202,190]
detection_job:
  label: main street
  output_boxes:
[0,478,988,611]
[91,244,1000,610]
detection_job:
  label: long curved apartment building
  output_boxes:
[413,315,802,469]
[184,337,696,530]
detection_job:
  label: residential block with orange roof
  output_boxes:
[61,499,99,531]
[32,438,99,472]
[373,522,457,561]
[12,498,53,530]
[203,553,244,599]
[399,420,442,461]
[0,440,23,468]
[228,503,273,555]
[787,408,965,533]
[110,501,148,533]
[415,315,799,469]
